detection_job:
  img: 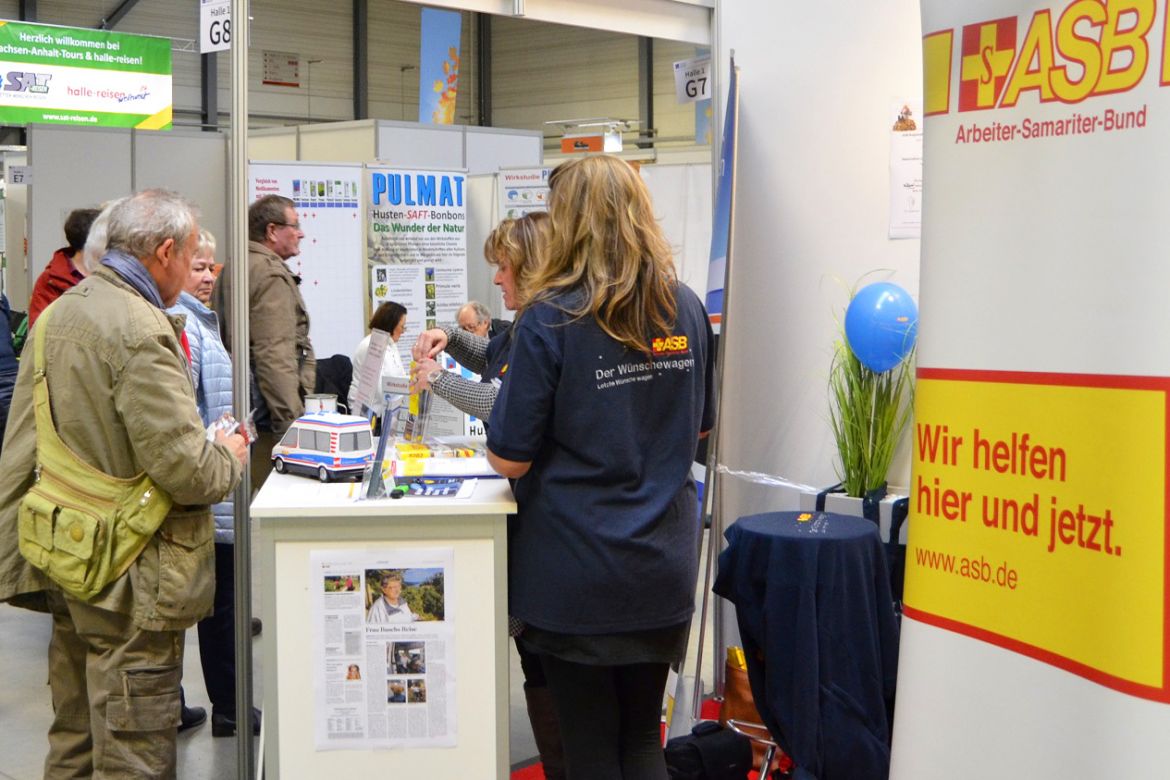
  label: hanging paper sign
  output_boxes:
[673,57,711,104]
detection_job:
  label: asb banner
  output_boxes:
[0,20,172,128]
[894,1,1170,777]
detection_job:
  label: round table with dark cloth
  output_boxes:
[713,510,900,780]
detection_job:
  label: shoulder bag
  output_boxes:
[17,304,173,601]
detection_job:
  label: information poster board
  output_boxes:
[497,166,550,219]
[249,162,365,359]
[0,21,172,129]
[366,166,469,436]
[888,98,922,239]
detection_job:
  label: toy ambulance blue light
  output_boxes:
[270,412,375,482]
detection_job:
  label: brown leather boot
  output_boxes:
[524,685,566,780]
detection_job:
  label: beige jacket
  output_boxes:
[0,268,241,630]
[249,241,316,434]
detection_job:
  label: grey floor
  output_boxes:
[0,605,541,779]
[0,542,716,779]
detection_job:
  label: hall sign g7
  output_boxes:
[200,0,231,54]
[673,57,711,104]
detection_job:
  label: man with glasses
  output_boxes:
[243,194,316,488]
[456,299,510,340]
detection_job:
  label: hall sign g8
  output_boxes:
[200,0,231,54]
[924,0,1169,114]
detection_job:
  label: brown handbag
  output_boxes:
[720,658,771,768]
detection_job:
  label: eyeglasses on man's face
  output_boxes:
[272,221,302,231]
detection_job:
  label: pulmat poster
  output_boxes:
[893,1,1170,777]
[366,167,470,436]
[311,547,457,750]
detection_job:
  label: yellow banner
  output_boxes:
[906,370,1167,695]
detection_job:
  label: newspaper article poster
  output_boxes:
[310,547,457,750]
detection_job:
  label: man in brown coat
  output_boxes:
[0,189,248,778]
[244,194,316,487]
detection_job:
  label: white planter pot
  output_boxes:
[798,490,908,545]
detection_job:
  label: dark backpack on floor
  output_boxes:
[665,720,753,780]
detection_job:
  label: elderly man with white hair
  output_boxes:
[0,189,248,778]
[456,299,511,340]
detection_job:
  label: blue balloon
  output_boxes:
[844,282,918,372]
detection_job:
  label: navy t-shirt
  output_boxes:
[487,284,715,634]
[483,330,511,390]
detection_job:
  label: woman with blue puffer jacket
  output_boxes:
[169,229,260,738]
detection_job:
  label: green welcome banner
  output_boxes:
[0,21,172,129]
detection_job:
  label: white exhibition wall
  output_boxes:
[715,2,923,498]
[3,151,28,307]
[25,126,229,309]
[640,163,712,305]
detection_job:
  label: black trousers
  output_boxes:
[539,655,670,780]
[196,542,237,716]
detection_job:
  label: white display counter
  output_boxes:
[251,473,516,779]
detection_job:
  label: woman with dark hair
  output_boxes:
[486,156,715,779]
[347,300,408,416]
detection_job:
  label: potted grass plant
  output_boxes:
[828,282,918,498]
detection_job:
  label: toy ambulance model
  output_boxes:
[271,412,375,482]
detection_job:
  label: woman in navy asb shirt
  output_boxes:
[487,155,715,779]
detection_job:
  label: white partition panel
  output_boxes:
[375,121,464,170]
[250,127,300,162]
[27,126,132,293]
[135,130,229,260]
[640,163,711,304]
[300,121,378,163]
[464,174,499,315]
[4,152,28,309]
[464,127,542,176]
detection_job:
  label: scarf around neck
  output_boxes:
[101,249,164,309]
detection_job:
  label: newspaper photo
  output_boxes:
[310,547,457,750]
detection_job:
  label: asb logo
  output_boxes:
[959,17,1017,111]
[651,335,689,355]
[925,0,1160,116]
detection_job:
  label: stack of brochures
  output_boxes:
[390,436,498,478]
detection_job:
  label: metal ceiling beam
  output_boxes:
[99,0,142,30]
[637,37,653,148]
[353,0,369,119]
[476,13,492,126]
[19,0,36,21]
[201,53,218,130]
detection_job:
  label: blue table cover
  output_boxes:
[713,511,900,780]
